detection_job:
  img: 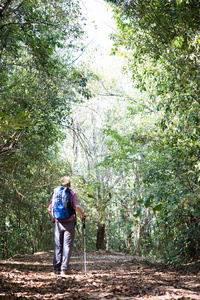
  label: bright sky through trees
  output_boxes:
[81,0,116,57]
[79,0,134,100]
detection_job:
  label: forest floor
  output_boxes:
[0,250,199,300]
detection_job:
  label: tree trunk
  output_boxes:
[127,232,132,252]
[106,215,110,251]
[96,223,106,250]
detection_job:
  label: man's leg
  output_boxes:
[61,220,75,271]
[53,222,64,272]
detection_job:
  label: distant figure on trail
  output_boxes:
[48,176,86,276]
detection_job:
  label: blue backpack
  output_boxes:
[51,186,75,220]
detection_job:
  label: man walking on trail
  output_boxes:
[48,176,86,276]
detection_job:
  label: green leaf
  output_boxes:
[136,207,142,216]
[144,195,153,208]
[153,204,162,212]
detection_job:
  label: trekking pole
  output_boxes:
[82,218,86,275]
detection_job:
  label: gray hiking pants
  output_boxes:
[53,220,75,271]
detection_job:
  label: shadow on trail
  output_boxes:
[0,251,199,299]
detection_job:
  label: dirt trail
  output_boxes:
[0,251,199,299]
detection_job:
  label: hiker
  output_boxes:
[48,176,86,275]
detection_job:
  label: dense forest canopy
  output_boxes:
[0,0,199,264]
[0,0,89,256]
[105,0,200,261]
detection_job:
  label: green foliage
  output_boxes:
[0,0,93,258]
[104,0,200,262]
[0,0,89,153]
[1,0,200,264]
[0,148,72,257]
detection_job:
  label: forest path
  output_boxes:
[0,251,199,300]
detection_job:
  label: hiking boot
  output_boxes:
[54,269,60,275]
[61,269,71,276]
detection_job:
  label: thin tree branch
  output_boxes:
[16,188,26,198]
[1,0,27,17]
[0,128,26,155]
[0,0,13,18]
